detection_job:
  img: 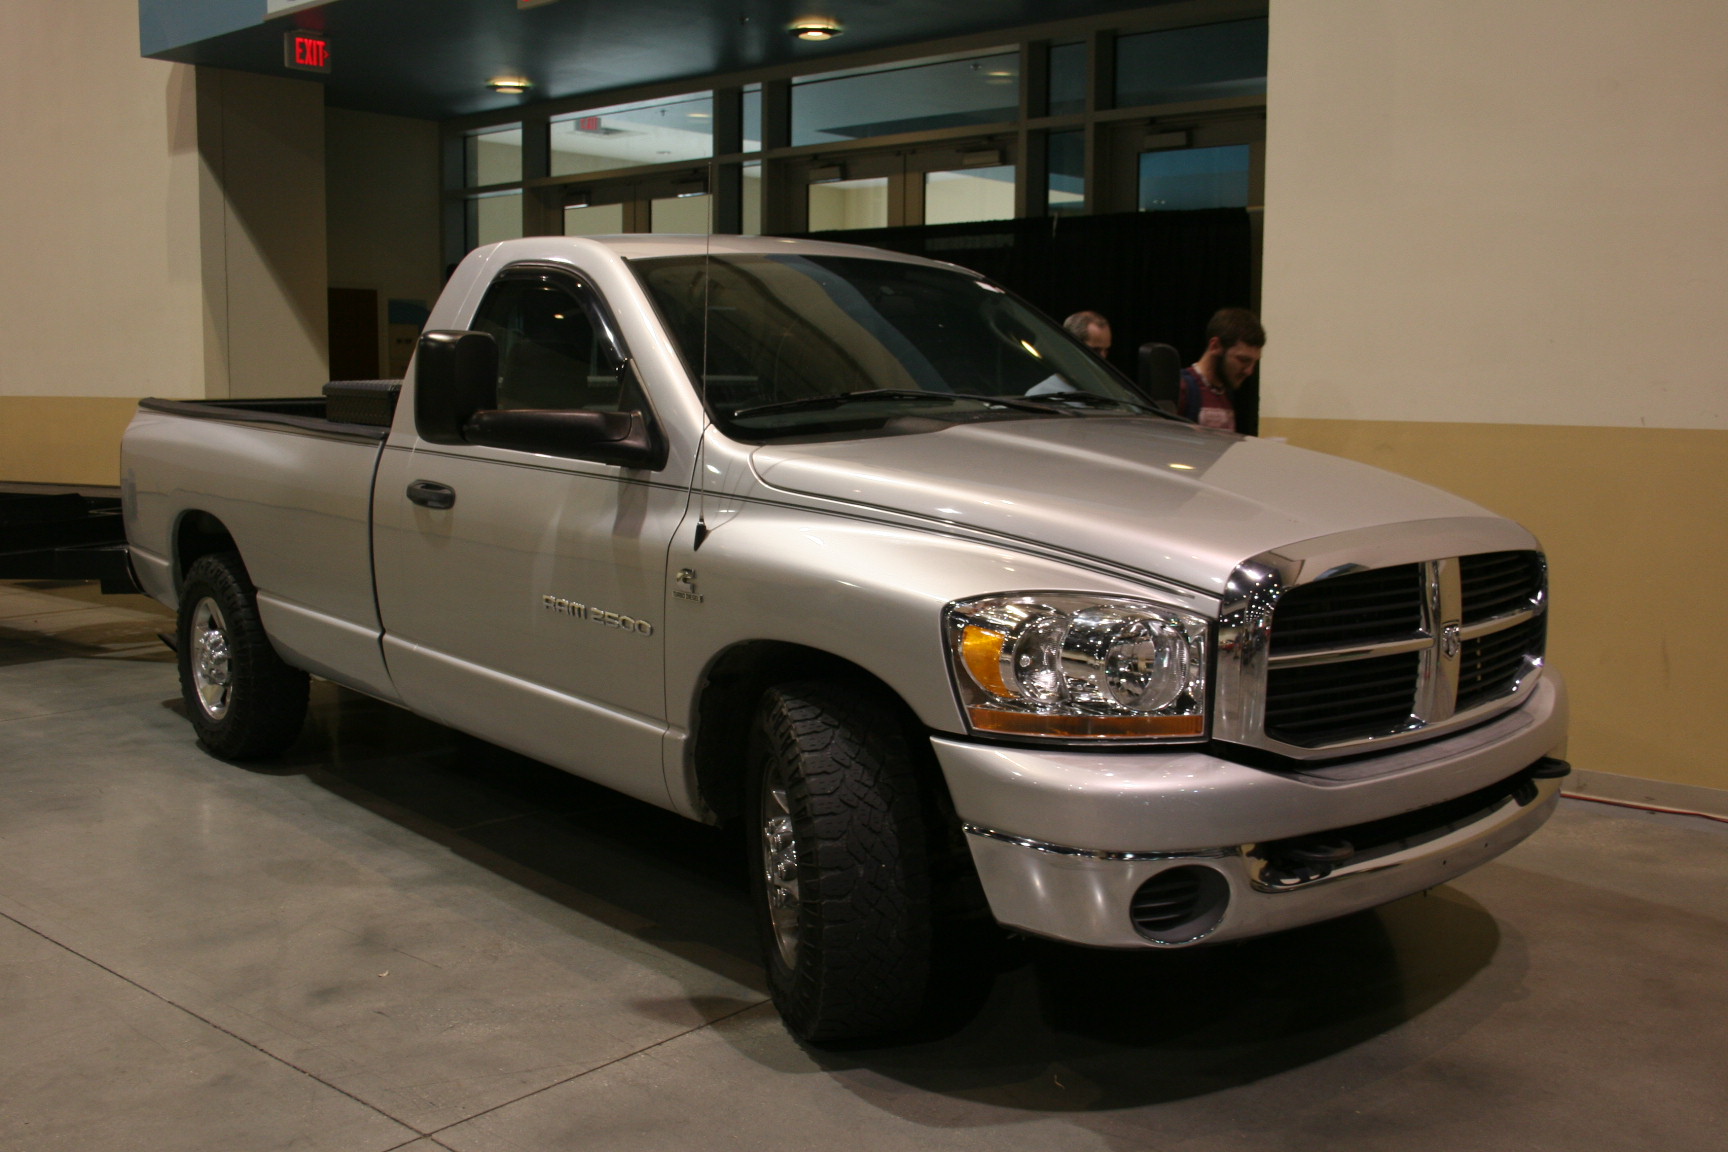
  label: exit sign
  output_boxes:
[284,32,330,73]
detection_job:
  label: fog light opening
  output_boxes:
[1130,865,1230,944]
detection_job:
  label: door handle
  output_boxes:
[406,480,456,510]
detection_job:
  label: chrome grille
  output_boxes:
[1460,551,1546,623]
[1458,612,1546,712]
[1265,651,1421,745]
[1253,549,1546,751]
[1266,564,1423,651]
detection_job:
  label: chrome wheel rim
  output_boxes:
[189,597,233,721]
[761,758,802,968]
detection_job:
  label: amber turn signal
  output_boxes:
[959,624,1010,698]
[967,708,1205,739]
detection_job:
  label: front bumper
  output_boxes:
[931,673,1568,948]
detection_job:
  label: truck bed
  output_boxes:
[123,395,399,702]
[138,378,400,438]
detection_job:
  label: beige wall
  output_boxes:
[1263,0,1728,430]
[1262,2,1728,792]
[326,108,444,375]
[0,0,205,484]
[197,68,329,400]
[0,1,330,483]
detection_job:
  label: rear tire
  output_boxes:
[748,681,938,1045]
[177,552,308,760]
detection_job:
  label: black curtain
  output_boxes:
[787,208,1257,432]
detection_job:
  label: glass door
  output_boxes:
[560,169,713,236]
[564,201,627,236]
[796,138,1017,233]
[910,137,1016,226]
[1099,118,1264,215]
[799,151,901,233]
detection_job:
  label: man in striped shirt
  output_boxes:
[1179,307,1264,432]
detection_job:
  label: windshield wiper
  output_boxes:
[1029,389,1164,415]
[728,389,1067,419]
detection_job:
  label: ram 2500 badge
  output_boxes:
[121,235,1568,1043]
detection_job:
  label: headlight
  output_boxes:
[945,593,1208,741]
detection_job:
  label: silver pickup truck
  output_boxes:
[122,235,1568,1043]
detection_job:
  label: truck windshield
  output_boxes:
[631,253,1160,440]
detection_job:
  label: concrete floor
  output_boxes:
[1,577,1723,1152]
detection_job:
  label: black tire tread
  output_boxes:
[177,552,309,760]
[753,681,934,1044]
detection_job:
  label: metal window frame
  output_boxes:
[442,0,1268,259]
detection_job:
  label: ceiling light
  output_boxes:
[488,76,532,95]
[788,16,843,41]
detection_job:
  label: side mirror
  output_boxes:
[415,330,498,444]
[462,408,667,470]
[1137,342,1182,412]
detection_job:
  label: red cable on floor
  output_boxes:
[1561,791,1728,826]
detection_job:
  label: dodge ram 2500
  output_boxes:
[122,234,1568,1043]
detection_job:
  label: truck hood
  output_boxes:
[750,417,1497,597]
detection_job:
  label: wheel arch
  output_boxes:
[689,640,939,826]
[172,509,239,589]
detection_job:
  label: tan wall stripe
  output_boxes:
[0,398,143,487]
[1264,417,1728,795]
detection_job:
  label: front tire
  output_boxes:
[177,552,309,760]
[748,682,937,1045]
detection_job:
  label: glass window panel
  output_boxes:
[1115,18,1268,108]
[742,84,763,152]
[466,126,522,187]
[550,94,714,177]
[1048,130,1085,215]
[807,176,889,232]
[792,52,1018,147]
[652,193,713,234]
[473,281,603,411]
[1049,42,1086,116]
[468,192,523,248]
[564,202,626,236]
[634,254,1153,438]
[1138,145,1252,211]
[742,161,763,235]
[471,280,647,415]
[924,166,1015,226]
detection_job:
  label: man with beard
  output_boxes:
[1179,307,1264,432]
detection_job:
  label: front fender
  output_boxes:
[660,497,1215,812]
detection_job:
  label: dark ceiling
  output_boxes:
[143,0,1182,121]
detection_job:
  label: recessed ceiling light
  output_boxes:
[488,76,532,94]
[788,16,843,41]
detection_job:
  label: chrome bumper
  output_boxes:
[931,674,1567,949]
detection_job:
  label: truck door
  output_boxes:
[372,268,689,808]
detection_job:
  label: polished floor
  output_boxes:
[1,577,1724,1152]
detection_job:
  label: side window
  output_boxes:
[471,279,644,413]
